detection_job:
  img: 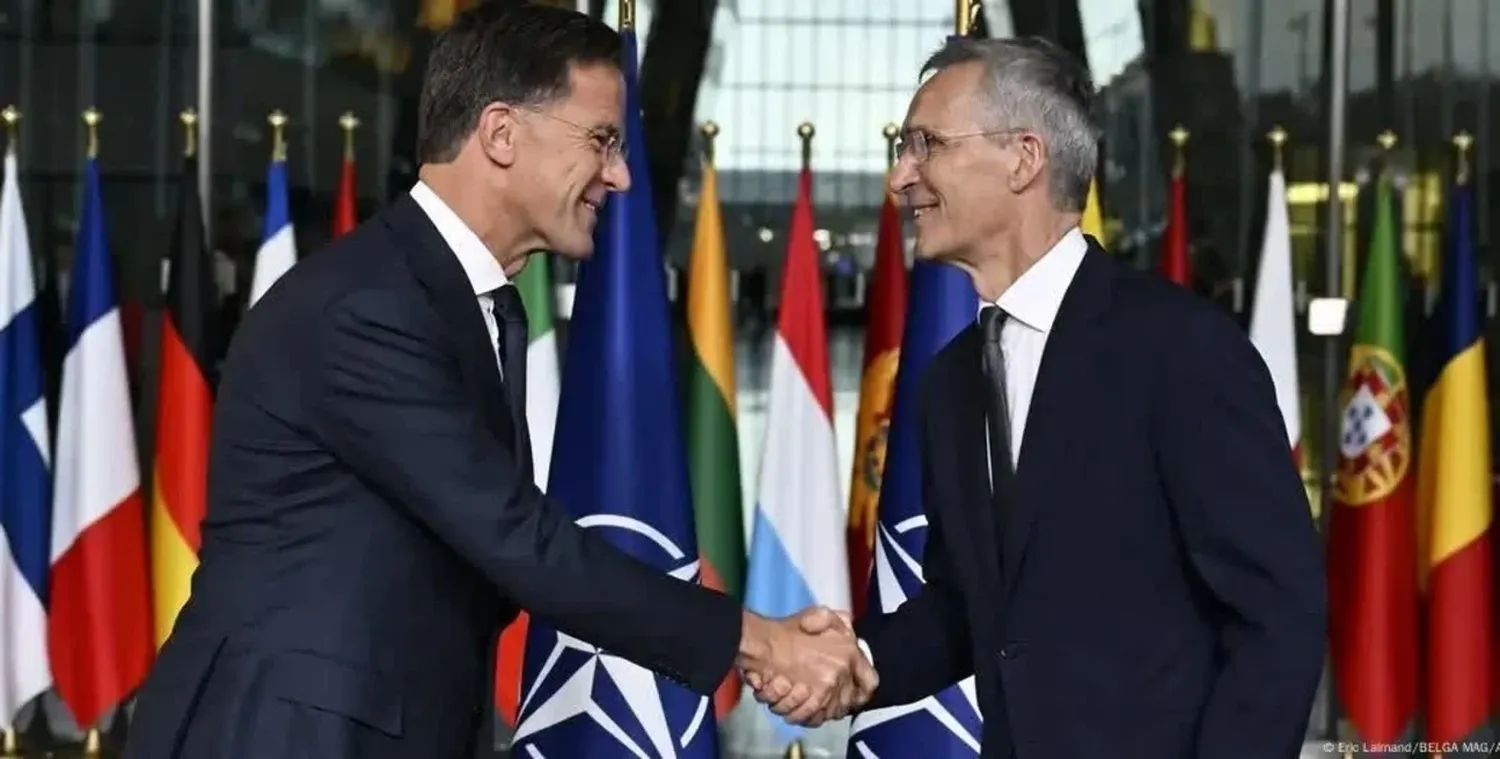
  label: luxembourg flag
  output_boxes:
[47,156,153,730]
[247,155,295,307]
[1,146,52,728]
[743,164,849,747]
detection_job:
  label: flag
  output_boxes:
[332,137,357,238]
[743,163,849,743]
[510,27,720,758]
[847,188,907,618]
[1248,165,1302,463]
[248,156,295,306]
[1079,178,1103,241]
[1416,170,1492,744]
[1326,175,1418,744]
[1160,158,1189,285]
[150,149,215,648]
[48,157,153,729]
[492,254,561,727]
[847,261,980,757]
[683,149,746,718]
[0,147,51,727]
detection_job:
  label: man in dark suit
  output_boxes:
[760,36,1326,758]
[124,5,873,758]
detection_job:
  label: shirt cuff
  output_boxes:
[857,638,873,667]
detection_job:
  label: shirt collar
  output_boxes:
[979,227,1089,334]
[409,180,510,296]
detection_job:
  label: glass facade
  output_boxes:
[3,0,1499,755]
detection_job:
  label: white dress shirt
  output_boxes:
[981,227,1089,478]
[409,180,512,376]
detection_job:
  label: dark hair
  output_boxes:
[416,2,622,164]
[920,36,1098,212]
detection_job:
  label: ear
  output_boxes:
[475,102,519,168]
[1007,132,1047,194]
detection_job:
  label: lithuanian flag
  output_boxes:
[683,135,745,718]
[151,129,216,646]
[1416,160,1492,744]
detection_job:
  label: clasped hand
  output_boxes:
[737,607,878,727]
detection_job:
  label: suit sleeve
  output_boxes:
[1153,308,1327,758]
[310,290,742,695]
[854,377,974,709]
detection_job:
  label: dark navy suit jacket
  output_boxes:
[855,241,1327,759]
[124,195,743,759]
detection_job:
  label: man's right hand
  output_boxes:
[735,607,878,727]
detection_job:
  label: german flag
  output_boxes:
[150,123,216,647]
[1416,149,1492,744]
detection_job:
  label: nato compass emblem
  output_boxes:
[848,514,983,757]
[511,514,716,759]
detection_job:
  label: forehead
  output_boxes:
[554,62,625,126]
[906,62,986,129]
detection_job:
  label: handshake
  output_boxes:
[735,606,879,727]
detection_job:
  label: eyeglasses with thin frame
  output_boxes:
[895,127,1024,162]
[518,106,627,164]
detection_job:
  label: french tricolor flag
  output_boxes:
[47,156,153,730]
[744,165,850,746]
[1,145,52,728]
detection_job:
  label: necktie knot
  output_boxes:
[492,284,527,327]
[980,305,1008,343]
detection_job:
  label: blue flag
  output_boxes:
[510,28,719,759]
[848,261,982,757]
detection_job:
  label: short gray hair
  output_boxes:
[921,36,1099,212]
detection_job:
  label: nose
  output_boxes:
[888,153,918,197]
[603,154,631,192]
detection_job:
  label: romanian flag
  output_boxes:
[846,187,907,618]
[150,141,215,647]
[1416,168,1492,744]
[1326,175,1418,743]
[683,142,745,717]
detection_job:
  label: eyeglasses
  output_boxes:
[895,127,1024,162]
[519,106,626,164]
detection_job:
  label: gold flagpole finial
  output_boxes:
[883,123,900,169]
[797,122,815,170]
[784,740,804,759]
[2,726,18,757]
[339,111,360,160]
[954,0,971,36]
[1376,130,1397,151]
[1453,130,1473,184]
[1168,124,1188,176]
[967,0,982,33]
[268,110,288,162]
[180,108,199,159]
[82,108,101,159]
[619,0,635,31]
[1267,125,1286,172]
[700,121,719,164]
[1,106,18,157]
[83,728,101,755]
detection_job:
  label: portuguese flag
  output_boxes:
[150,138,217,647]
[1325,174,1418,743]
[684,146,745,718]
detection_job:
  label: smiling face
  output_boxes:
[890,61,1019,265]
[506,62,631,259]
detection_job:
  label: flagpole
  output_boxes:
[619,0,633,30]
[883,123,899,170]
[798,122,814,171]
[181,108,198,159]
[1,107,23,759]
[79,108,107,759]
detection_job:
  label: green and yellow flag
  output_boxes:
[684,135,745,718]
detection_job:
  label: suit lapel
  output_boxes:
[381,195,519,449]
[1001,244,1115,591]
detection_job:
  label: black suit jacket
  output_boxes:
[854,240,1327,759]
[124,196,742,759]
